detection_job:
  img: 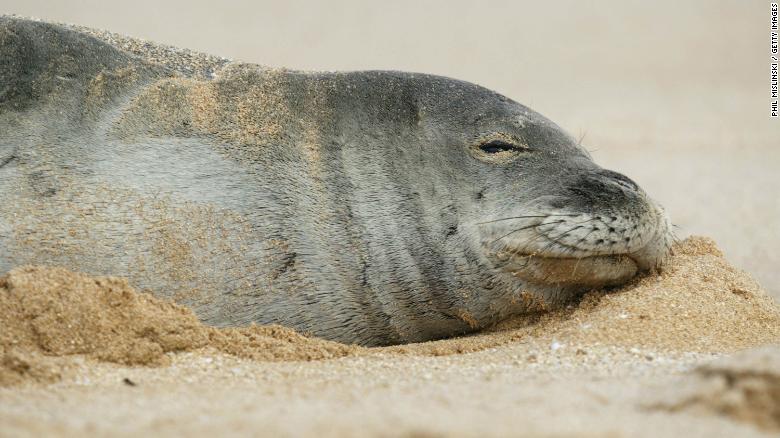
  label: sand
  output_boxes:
[2,237,780,436]
[0,266,358,385]
[648,346,780,432]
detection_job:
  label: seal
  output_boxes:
[0,17,673,346]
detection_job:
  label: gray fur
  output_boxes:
[0,17,673,346]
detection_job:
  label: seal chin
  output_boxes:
[502,253,639,288]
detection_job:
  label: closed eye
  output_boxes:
[479,140,519,154]
[470,134,528,163]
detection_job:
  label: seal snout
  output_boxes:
[482,166,673,292]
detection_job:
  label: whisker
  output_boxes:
[508,217,597,255]
[476,213,579,225]
[577,130,587,145]
[566,227,601,278]
[520,238,576,271]
[549,219,597,240]
[571,256,584,277]
[545,225,584,247]
[530,218,600,255]
[490,219,565,245]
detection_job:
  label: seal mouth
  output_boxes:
[501,253,639,288]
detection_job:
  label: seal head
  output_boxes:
[343,72,674,314]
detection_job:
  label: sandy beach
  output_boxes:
[1,1,779,436]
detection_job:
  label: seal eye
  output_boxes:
[471,134,527,163]
[479,140,519,154]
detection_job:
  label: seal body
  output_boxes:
[0,17,673,346]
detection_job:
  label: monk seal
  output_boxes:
[0,17,673,346]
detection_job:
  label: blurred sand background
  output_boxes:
[4,0,778,298]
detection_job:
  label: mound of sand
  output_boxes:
[496,236,780,351]
[0,267,359,385]
[2,236,779,387]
